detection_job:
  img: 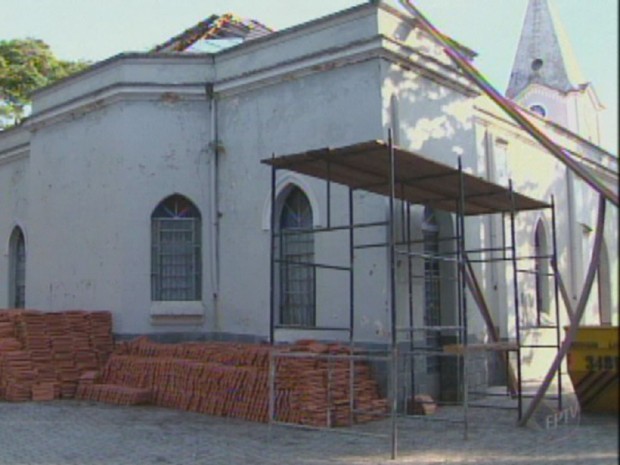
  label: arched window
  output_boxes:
[422,207,440,373]
[9,227,26,308]
[151,195,201,301]
[279,187,315,326]
[534,221,550,325]
[529,104,547,118]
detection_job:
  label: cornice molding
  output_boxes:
[25,34,478,129]
[26,82,207,130]
[0,143,29,166]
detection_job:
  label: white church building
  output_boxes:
[0,0,617,401]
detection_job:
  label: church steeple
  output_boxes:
[506,0,603,143]
[506,0,586,99]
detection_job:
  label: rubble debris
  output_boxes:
[407,393,437,416]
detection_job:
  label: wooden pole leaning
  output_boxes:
[397,0,618,208]
[463,254,519,396]
[518,196,606,426]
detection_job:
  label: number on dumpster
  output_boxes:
[585,355,619,371]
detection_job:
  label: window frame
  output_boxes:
[529,103,547,118]
[422,207,441,374]
[151,195,202,302]
[534,220,550,326]
[9,227,26,308]
[278,186,316,328]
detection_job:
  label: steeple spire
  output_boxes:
[506,0,587,99]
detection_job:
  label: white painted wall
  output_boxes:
[0,1,615,350]
[476,95,618,327]
[25,95,211,335]
[216,59,385,342]
[0,128,30,307]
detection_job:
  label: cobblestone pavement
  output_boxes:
[0,400,617,465]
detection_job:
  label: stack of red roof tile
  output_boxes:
[78,337,387,427]
[273,341,388,427]
[0,337,22,352]
[66,311,91,352]
[0,350,36,401]
[77,383,152,406]
[31,381,60,401]
[44,312,70,339]
[0,309,387,425]
[90,311,114,363]
[51,335,79,398]
[0,320,14,338]
[0,309,114,402]
[19,311,50,351]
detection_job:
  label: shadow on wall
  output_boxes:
[382,66,474,166]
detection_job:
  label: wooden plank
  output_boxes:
[262,141,549,215]
[443,342,519,354]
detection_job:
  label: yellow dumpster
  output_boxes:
[566,326,618,413]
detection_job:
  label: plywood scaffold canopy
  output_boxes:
[262,139,548,215]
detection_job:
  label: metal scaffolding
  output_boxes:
[262,135,563,459]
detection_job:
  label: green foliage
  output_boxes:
[0,38,90,127]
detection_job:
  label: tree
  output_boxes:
[0,38,90,128]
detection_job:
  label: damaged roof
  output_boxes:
[152,13,273,53]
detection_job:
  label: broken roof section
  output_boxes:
[152,13,273,53]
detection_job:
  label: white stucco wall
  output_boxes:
[25,95,211,335]
[0,128,30,307]
[475,95,618,327]
[0,1,615,352]
[215,58,385,342]
[379,29,482,345]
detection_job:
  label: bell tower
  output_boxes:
[506,0,604,143]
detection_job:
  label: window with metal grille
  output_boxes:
[151,195,201,301]
[9,227,26,308]
[422,207,441,374]
[279,187,315,327]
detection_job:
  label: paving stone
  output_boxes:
[0,400,617,464]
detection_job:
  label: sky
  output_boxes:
[1,0,617,152]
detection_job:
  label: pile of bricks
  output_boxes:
[0,309,387,427]
[77,383,152,406]
[0,309,114,402]
[76,337,388,427]
[273,340,388,426]
[0,350,36,401]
